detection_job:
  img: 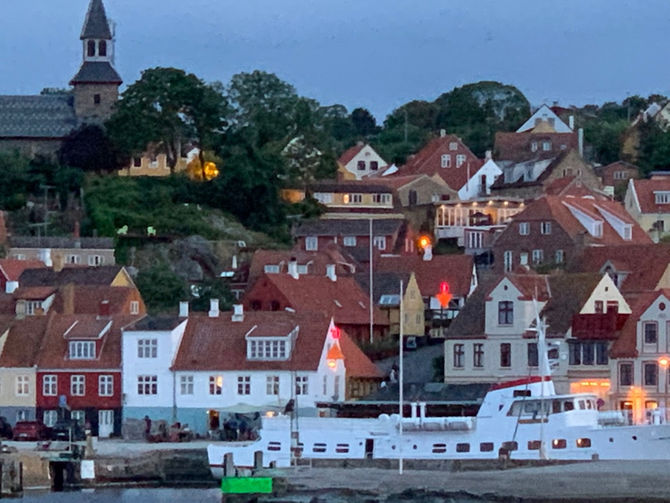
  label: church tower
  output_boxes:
[70,0,122,124]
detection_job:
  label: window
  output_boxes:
[88,255,104,266]
[532,249,544,264]
[480,442,494,452]
[343,236,356,247]
[133,157,142,168]
[519,222,530,235]
[296,376,308,395]
[93,94,101,105]
[644,322,658,344]
[266,375,279,395]
[596,342,608,365]
[503,251,513,272]
[130,301,140,315]
[552,439,567,449]
[43,375,57,396]
[87,40,96,57]
[498,301,513,325]
[370,161,379,171]
[357,160,366,170]
[594,300,604,314]
[70,375,85,396]
[500,343,511,368]
[323,375,328,395]
[264,264,280,273]
[654,192,670,204]
[248,339,288,360]
[542,140,552,151]
[69,341,95,360]
[456,443,470,453]
[576,438,591,448]
[441,154,451,168]
[345,193,362,203]
[98,375,113,396]
[305,236,318,251]
[313,192,332,204]
[209,375,223,395]
[540,221,551,235]
[528,343,538,367]
[619,363,633,386]
[16,375,29,396]
[66,254,81,264]
[531,141,538,152]
[137,339,158,358]
[180,375,194,395]
[408,190,418,205]
[644,363,658,386]
[449,142,458,151]
[453,344,464,368]
[237,376,251,395]
[16,410,27,422]
[555,249,564,264]
[43,410,58,428]
[372,194,391,204]
[98,40,107,56]
[71,410,85,425]
[373,236,387,250]
[432,443,447,453]
[456,154,466,168]
[606,300,619,313]
[569,341,581,365]
[473,343,484,368]
[519,252,528,265]
[137,375,157,395]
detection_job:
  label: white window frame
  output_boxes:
[248,339,288,360]
[66,254,81,264]
[441,154,451,168]
[43,375,57,396]
[69,340,96,360]
[503,251,513,272]
[180,375,194,395]
[542,140,552,151]
[449,142,458,151]
[98,375,113,396]
[137,338,158,358]
[237,376,251,395]
[26,301,42,316]
[137,375,157,395]
[296,376,308,395]
[209,375,223,395]
[264,264,280,273]
[88,255,104,266]
[519,222,530,235]
[373,236,387,250]
[456,154,466,168]
[532,249,544,264]
[305,236,318,251]
[16,375,29,396]
[343,236,356,247]
[266,375,280,395]
[130,301,140,315]
[70,375,85,396]
[555,249,564,264]
[540,221,551,235]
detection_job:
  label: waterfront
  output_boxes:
[21,488,222,503]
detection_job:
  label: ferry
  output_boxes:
[208,312,670,477]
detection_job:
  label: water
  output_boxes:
[20,488,223,502]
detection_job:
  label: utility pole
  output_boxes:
[404,108,408,143]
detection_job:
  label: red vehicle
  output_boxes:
[12,421,50,441]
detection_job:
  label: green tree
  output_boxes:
[135,262,189,313]
[59,124,122,173]
[351,107,379,137]
[0,151,32,210]
[106,67,228,171]
[190,278,234,312]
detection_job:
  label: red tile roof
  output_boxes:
[13,286,56,300]
[53,285,145,315]
[0,259,45,281]
[338,144,366,166]
[374,254,474,298]
[505,273,551,301]
[571,311,629,340]
[396,135,483,191]
[339,332,384,378]
[630,178,670,213]
[0,316,40,367]
[248,247,358,284]
[494,131,578,163]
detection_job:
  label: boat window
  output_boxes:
[552,400,562,414]
[576,438,591,448]
[335,443,349,453]
[456,443,470,453]
[513,390,531,397]
[501,441,518,451]
[267,441,281,451]
[432,443,447,453]
[313,443,327,453]
[480,442,494,452]
[552,439,567,449]
[527,440,541,450]
[509,399,551,417]
[586,400,593,410]
[523,401,539,413]
[578,400,586,410]
[564,400,574,412]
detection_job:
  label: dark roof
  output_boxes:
[0,95,77,138]
[19,265,123,287]
[364,382,491,403]
[125,316,184,331]
[541,273,602,336]
[80,0,112,39]
[445,274,496,338]
[310,181,392,194]
[70,62,122,85]
[294,219,404,237]
[355,271,411,304]
[10,236,114,249]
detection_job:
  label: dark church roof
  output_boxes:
[0,95,77,139]
[80,0,113,40]
[70,62,122,85]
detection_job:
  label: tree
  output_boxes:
[106,67,228,171]
[59,125,121,173]
[135,262,189,313]
[351,107,379,137]
[190,278,234,312]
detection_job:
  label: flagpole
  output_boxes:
[399,279,404,475]
[369,218,374,344]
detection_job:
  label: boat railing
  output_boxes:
[400,416,475,432]
[598,407,669,426]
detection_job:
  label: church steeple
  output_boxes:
[70,0,122,124]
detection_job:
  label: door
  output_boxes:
[98,410,114,438]
[365,438,374,459]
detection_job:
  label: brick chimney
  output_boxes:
[98,299,111,317]
[288,258,299,280]
[232,304,244,322]
[178,301,189,318]
[73,221,80,239]
[209,298,220,318]
[326,264,337,282]
[62,283,75,315]
[52,252,65,272]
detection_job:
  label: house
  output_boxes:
[516,104,573,133]
[0,0,122,158]
[395,132,500,199]
[8,236,115,267]
[494,129,579,165]
[35,312,142,437]
[243,267,389,344]
[625,172,670,241]
[595,161,640,197]
[337,143,388,180]
[0,316,43,424]
[492,194,652,273]
[609,290,670,423]
[309,181,403,218]
[18,265,134,289]
[0,259,46,293]
[118,147,197,177]
[489,149,602,200]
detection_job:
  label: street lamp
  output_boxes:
[436,281,452,338]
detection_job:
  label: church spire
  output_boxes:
[80,0,112,40]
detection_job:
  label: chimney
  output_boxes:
[39,249,52,267]
[288,258,299,280]
[569,115,575,130]
[440,129,446,137]
[232,254,238,270]
[209,298,220,318]
[422,244,433,261]
[232,304,244,322]
[326,264,337,282]
[179,301,189,318]
[578,128,584,157]
[98,300,110,318]
[52,252,65,272]
[63,283,75,315]
[485,150,492,161]
[73,221,80,239]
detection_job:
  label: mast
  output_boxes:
[398,279,404,474]
[533,297,549,460]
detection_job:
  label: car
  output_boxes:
[12,421,50,441]
[404,336,418,351]
[51,419,85,441]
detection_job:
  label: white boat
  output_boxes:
[208,305,670,477]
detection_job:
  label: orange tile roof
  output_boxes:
[0,316,41,367]
[338,144,366,166]
[13,286,56,300]
[630,178,670,213]
[339,331,384,378]
[494,131,578,163]
[0,259,45,281]
[248,248,357,284]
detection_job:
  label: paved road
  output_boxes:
[376,342,445,383]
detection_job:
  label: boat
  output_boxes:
[208,305,670,477]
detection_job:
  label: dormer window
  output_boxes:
[654,191,670,204]
[69,341,95,360]
[531,141,538,152]
[248,338,288,360]
[542,141,552,151]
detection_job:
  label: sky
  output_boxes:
[1,0,670,121]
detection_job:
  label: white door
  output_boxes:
[98,410,114,438]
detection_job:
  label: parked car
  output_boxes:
[12,421,50,441]
[0,417,12,439]
[51,420,85,441]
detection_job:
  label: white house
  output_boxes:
[456,158,503,200]
[516,104,573,133]
[337,143,388,180]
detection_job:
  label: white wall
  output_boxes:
[344,145,388,180]
[457,160,503,200]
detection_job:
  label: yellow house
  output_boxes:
[379,272,425,338]
[118,148,196,177]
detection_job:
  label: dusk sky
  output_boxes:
[1,0,669,120]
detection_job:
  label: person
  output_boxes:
[144,415,152,441]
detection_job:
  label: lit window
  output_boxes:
[209,375,223,395]
[69,341,95,360]
[98,375,113,396]
[180,375,194,395]
[70,375,85,396]
[43,375,57,396]
[237,376,251,395]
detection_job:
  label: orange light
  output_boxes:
[327,359,337,369]
[418,235,431,249]
[436,281,452,308]
[660,357,670,367]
